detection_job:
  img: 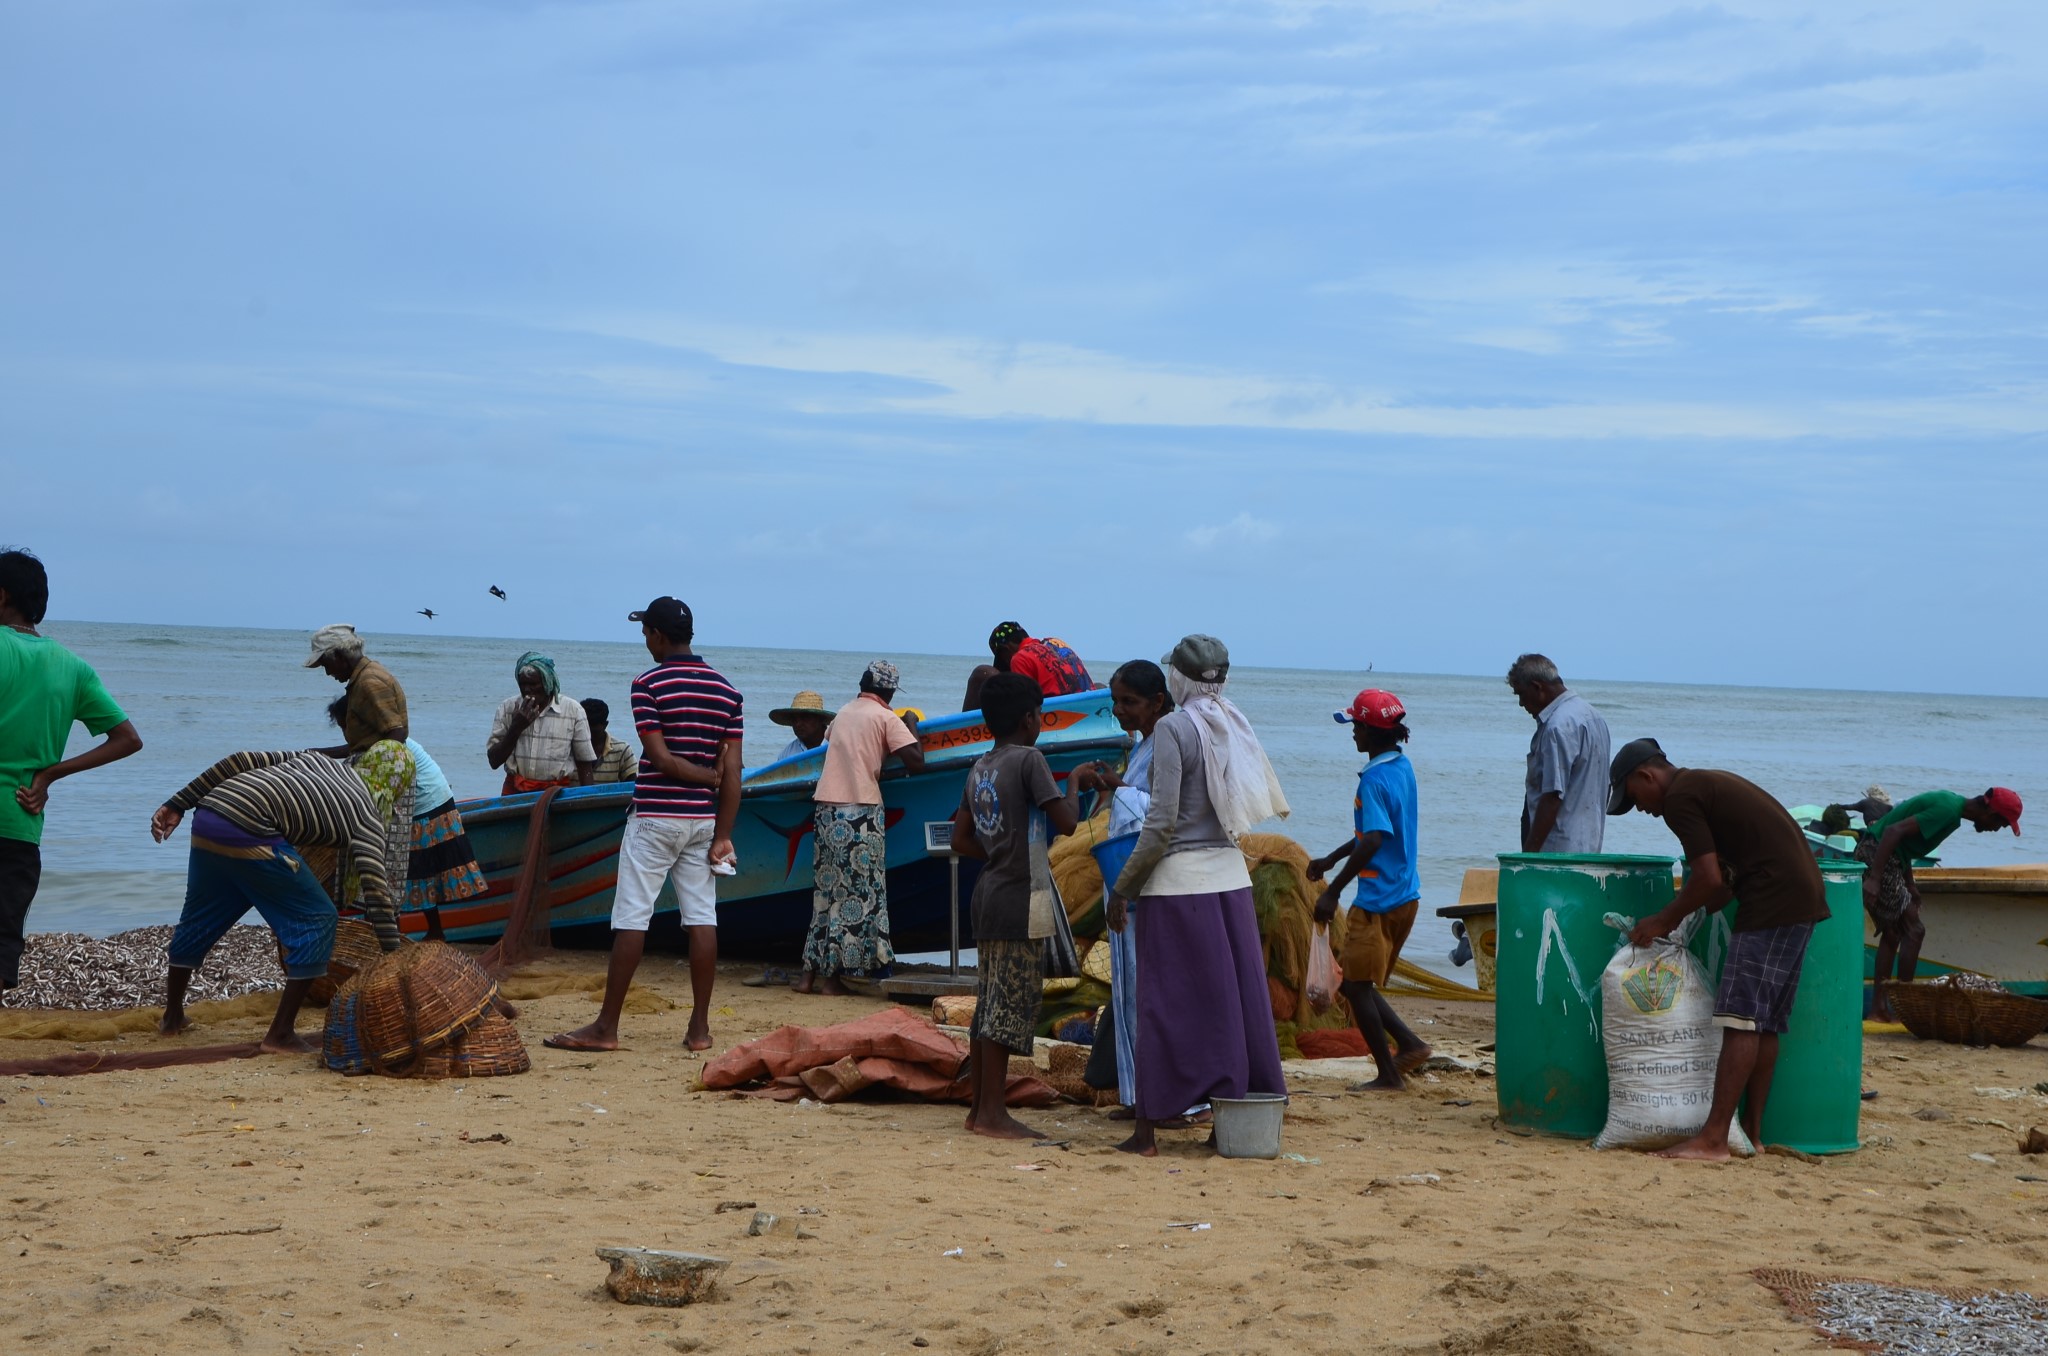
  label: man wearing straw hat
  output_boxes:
[769,690,834,762]
[795,663,925,996]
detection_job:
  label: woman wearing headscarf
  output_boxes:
[487,652,597,794]
[328,697,486,942]
[1105,635,1288,1156]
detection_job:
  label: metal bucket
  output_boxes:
[1211,1093,1288,1159]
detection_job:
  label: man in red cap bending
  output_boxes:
[1858,785,2022,1020]
[1308,689,1433,1091]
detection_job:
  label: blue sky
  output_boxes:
[5,1,2045,695]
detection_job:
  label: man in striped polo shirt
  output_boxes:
[548,597,741,1053]
[151,748,398,1053]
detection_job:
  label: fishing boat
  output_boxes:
[390,689,1127,956]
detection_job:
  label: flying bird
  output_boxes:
[417,608,436,620]
[488,585,507,601]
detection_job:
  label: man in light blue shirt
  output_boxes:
[1509,654,1611,854]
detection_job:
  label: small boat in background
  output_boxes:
[392,690,1126,957]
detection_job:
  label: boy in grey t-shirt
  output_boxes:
[950,674,1081,1140]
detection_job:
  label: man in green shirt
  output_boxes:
[1857,786,2022,1019]
[0,549,144,989]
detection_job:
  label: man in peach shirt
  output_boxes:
[795,662,926,995]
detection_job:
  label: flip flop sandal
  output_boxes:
[742,966,796,988]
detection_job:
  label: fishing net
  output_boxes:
[476,786,562,976]
[1755,1268,2048,1354]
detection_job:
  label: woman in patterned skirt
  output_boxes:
[329,698,485,941]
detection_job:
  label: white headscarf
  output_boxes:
[1165,667,1289,841]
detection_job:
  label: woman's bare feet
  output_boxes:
[157,1011,191,1036]
[816,976,850,997]
[1115,1134,1158,1157]
[1347,1075,1407,1092]
[684,1021,714,1052]
[1104,1106,1136,1121]
[792,972,816,995]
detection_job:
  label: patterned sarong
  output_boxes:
[1854,836,1913,931]
[802,804,894,976]
[407,798,488,909]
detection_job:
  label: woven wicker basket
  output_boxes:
[1885,979,2048,1047]
[353,943,498,1070]
[281,919,401,1007]
[448,1010,530,1078]
[322,973,372,1075]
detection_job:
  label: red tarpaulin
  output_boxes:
[701,1006,1058,1106]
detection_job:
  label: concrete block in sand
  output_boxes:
[595,1247,730,1306]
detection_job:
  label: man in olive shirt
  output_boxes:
[1610,738,1829,1162]
[1857,786,2021,1018]
[304,623,408,754]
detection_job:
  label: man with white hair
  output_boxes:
[1507,653,1610,854]
[305,623,408,754]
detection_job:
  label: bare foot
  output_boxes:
[1347,1076,1407,1093]
[1653,1134,1733,1162]
[544,1024,620,1052]
[967,1111,1041,1141]
[1395,1043,1434,1074]
[158,1012,191,1036]
[1114,1134,1158,1157]
[259,1033,318,1055]
[792,973,816,995]
[684,1022,714,1052]
[1104,1106,1136,1121]
[816,976,850,997]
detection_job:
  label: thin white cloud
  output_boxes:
[1186,513,1281,548]
[563,314,2048,440]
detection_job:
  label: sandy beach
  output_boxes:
[3,952,2044,1355]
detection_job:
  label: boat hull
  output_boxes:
[1861,866,2048,998]
[387,690,1125,958]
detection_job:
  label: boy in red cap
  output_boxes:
[1309,689,1432,1091]
[1858,785,2022,1019]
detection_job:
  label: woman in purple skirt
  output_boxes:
[1105,634,1290,1156]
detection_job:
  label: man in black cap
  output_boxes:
[548,597,741,1053]
[1609,738,1829,1161]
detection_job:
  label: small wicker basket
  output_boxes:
[447,1010,531,1078]
[1885,978,2048,1047]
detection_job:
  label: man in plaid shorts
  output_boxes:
[1610,738,1829,1162]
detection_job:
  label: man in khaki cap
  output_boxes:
[769,690,834,762]
[305,623,407,753]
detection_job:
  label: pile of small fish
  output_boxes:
[1812,1282,2048,1355]
[1928,972,2011,994]
[0,925,284,1011]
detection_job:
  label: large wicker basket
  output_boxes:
[323,972,372,1075]
[281,919,403,1007]
[1885,978,2048,1047]
[353,943,498,1071]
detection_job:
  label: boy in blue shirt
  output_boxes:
[1310,688,1430,1091]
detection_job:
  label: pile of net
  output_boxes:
[1045,815,1379,1052]
[701,1006,1057,1106]
[1,925,283,1012]
[323,939,528,1079]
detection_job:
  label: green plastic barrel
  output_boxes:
[1494,853,1678,1138]
[1702,862,1865,1154]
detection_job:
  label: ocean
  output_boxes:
[24,621,2048,978]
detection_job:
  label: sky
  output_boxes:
[4,1,2046,696]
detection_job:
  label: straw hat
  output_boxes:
[769,691,833,727]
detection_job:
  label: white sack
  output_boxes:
[1592,929,1755,1155]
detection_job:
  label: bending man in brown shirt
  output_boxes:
[1610,738,1830,1162]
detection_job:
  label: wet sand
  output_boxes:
[4,952,2045,1355]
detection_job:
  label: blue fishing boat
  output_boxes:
[391,690,1125,956]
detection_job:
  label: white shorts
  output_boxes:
[612,813,718,931]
